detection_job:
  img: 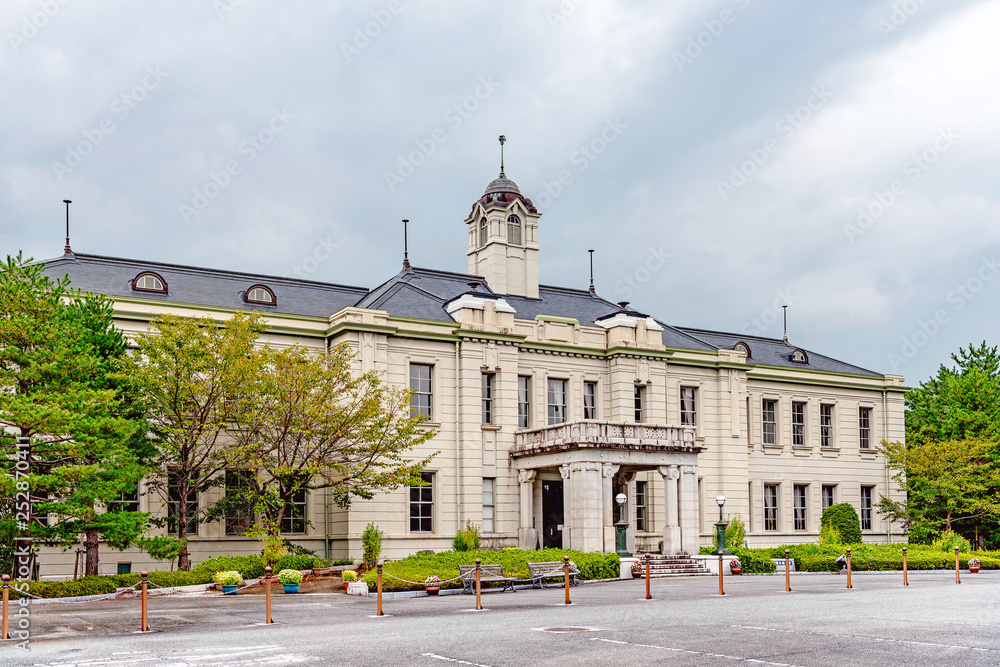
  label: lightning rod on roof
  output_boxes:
[588,249,595,296]
[783,304,789,344]
[402,218,410,269]
[498,135,506,177]
[63,199,72,255]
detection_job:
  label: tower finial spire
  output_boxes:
[588,249,595,295]
[782,304,789,343]
[498,134,506,177]
[62,199,73,255]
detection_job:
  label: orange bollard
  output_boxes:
[785,549,791,592]
[955,546,961,584]
[376,561,384,616]
[645,554,651,600]
[902,547,909,586]
[140,571,149,632]
[264,566,273,624]
[846,548,853,589]
[2,574,9,640]
[564,556,571,605]
[475,558,483,610]
[718,551,724,596]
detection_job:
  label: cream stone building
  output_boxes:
[38,167,906,578]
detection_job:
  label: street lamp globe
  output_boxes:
[616,493,627,506]
[716,495,726,508]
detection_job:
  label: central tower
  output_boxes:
[465,137,542,298]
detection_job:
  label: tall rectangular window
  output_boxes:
[281,488,307,534]
[633,385,645,423]
[547,379,567,425]
[859,407,872,449]
[109,485,140,513]
[762,400,777,445]
[167,469,198,536]
[583,381,598,420]
[793,484,807,531]
[482,478,495,533]
[763,484,778,531]
[680,387,697,426]
[517,376,531,428]
[409,472,434,532]
[820,404,834,447]
[507,216,521,245]
[822,485,836,510]
[481,373,494,425]
[224,470,254,536]
[410,364,433,419]
[792,402,806,446]
[860,486,873,530]
[635,481,647,532]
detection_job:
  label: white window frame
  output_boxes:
[820,404,834,447]
[409,472,434,533]
[547,378,567,425]
[583,380,598,420]
[482,478,495,533]
[762,399,777,445]
[792,402,806,446]
[680,386,697,426]
[481,372,495,425]
[793,484,807,531]
[409,363,434,420]
[860,485,874,530]
[517,376,531,428]
[763,484,778,531]
[859,406,872,449]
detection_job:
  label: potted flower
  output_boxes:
[631,562,643,579]
[342,570,358,591]
[424,575,441,595]
[969,557,981,574]
[278,569,303,594]
[213,570,242,595]
[729,558,742,575]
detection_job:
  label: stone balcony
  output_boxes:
[511,420,700,460]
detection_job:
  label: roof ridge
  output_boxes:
[49,252,370,293]
[676,326,789,345]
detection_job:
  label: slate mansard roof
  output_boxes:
[40,253,883,377]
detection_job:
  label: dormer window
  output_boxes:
[479,217,488,247]
[133,272,167,294]
[790,348,808,364]
[506,215,521,245]
[245,285,276,306]
[734,342,751,359]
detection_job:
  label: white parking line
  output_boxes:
[589,637,808,667]
[421,653,493,667]
[731,625,995,653]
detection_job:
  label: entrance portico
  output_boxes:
[511,421,703,555]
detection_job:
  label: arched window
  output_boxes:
[790,348,808,364]
[734,342,751,359]
[245,285,276,306]
[479,217,488,247]
[133,272,167,294]
[506,215,521,245]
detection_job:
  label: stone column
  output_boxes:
[679,464,699,555]
[658,465,681,553]
[517,469,537,549]
[602,463,619,553]
[560,464,572,549]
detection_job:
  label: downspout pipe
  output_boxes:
[455,340,462,534]
[883,388,891,544]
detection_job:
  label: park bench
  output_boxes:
[457,563,517,594]
[527,561,580,588]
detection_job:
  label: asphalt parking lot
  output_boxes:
[3,571,998,666]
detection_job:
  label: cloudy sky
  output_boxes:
[2,0,998,386]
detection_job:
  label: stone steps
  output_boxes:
[633,554,712,578]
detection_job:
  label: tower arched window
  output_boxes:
[479,217,488,247]
[507,215,522,245]
[132,272,167,294]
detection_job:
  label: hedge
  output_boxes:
[361,548,620,592]
[820,504,862,545]
[703,543,1000,573]
[9,554,332,599]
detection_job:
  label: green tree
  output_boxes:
[886,342,1000,547]
[121,312,264,570]
[0,254,149,576]
[225,342,437,540]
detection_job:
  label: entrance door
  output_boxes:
[542,480,564,549]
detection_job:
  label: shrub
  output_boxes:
[818,524,842,545]
[193,554,329,579]
[932,530,971,553]
[725,514,747,549]
[729,548,776,574]
[277,569,302,585]
[331,557,354,566]
[362,523,383,568]
[360,548,620,592]
[213,571,243,586]
[453,520,482,552]
[821,503,862,544]
[342,570,358,582]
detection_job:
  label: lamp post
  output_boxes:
[714,495,730,555]
[615,492,631,558]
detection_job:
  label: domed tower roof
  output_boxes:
[471,135,538,214]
